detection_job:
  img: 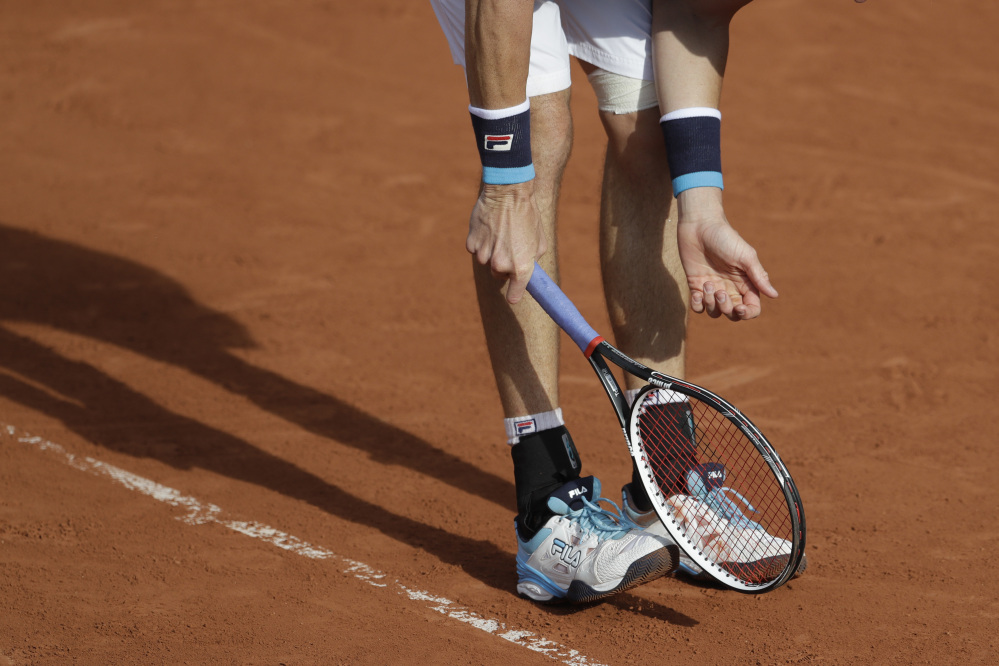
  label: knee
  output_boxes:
[585,68,668,179]
[601,107,669,181]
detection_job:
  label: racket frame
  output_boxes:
[526,263,806,593]
[590,340,805,593]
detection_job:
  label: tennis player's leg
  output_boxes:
[431,0,677,603]
[472,88,581,542]
[560,0,702,575]
[595,102,688,385]
[587,79,710,577]
[430,0,570,436]
[475,84,677,603]
[473,88,568,427]
[433,0,579,541]
[555,0,688,384]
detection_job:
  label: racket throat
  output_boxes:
[587,353,630,431]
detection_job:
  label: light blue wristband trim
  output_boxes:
[482,164,536,185]
[672,171,724,196]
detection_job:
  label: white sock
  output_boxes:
[504,408,564,445]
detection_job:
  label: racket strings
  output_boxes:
[636,400,699,497]
[634,390,793,585]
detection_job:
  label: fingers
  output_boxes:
[746,263,779,300]
[699,281,734,320]
[466,231,540,305]
[727,254,776,319]
[468,229,546,305]
[465,224,492,266]
[506,232,546,304]
[504,262,534,304]
[690,289,705,313]
[688,246,778,321]
[737,246,779,300]
[733,291,762,320]
[690,279,762,321]
[466,185,546,304]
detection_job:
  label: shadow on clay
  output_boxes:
[0,223,702,623]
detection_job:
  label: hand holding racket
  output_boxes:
[526,263,805,593]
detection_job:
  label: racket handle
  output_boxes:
[526,263,602,355]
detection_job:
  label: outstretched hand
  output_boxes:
[466,181,547,304]
[676,190,778,321]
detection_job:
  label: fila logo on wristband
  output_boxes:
[470,101,534,185]
[484,134,514,151]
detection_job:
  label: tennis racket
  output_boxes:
[526,263,805,593]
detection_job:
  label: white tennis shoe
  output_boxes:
[620,483,708,579]
[622,465,807,583]
[515,476,678,603]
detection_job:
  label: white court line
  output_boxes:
[2,425,605,666]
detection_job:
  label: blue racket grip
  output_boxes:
[526,263,602,354]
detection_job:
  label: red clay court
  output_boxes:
[1,1,997,663]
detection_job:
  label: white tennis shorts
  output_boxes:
[429,0,653,98]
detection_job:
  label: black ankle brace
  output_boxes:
[511,425,581,539]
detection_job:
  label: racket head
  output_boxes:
[628,383,805,593]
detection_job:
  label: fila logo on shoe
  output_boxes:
[707,470,723,480]
[550,538,582,568]
[568,486,588,499]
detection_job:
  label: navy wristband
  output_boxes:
[660,111,723,196]
[470,105,535,185]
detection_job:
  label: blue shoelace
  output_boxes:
[699,486,765,531]
[564,496,631,540]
